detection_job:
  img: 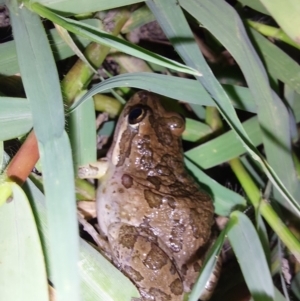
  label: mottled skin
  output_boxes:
[96,91,218,301]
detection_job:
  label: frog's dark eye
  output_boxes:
[128,106,147,125]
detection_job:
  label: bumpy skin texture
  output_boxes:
[97,91,216,301]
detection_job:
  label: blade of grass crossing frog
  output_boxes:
[184,158,246,216]
[69,97,97,169]
[228,211,274,301]
[258,0,300,44]
[0,97,32,140]
[36,0,144,15]
[147,0,299,214]
[8,4,80,301]
[71,73,257,112]
[189,218,235,301]
[0,183,49,301]
[28,3,200,77]
[24,178,140,301]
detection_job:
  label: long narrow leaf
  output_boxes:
[0,183,49,301]
[27,3,201,77]
[228,211,274,301]
[8,3,80,301]
[71,73,257,112]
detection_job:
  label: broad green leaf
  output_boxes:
[249,28,300,94]
[0,183,49,301]
[8,3,80,301]
[258,0,300,44]
[35,0,144,15]
[228,211,274,301]
[238,0,269,15]
[0,97,32,140]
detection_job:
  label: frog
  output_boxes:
[78,91,220,301]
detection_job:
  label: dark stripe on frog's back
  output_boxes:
[116,127,138,167]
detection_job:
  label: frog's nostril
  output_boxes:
[128,106,146,125]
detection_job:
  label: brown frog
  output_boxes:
[79,91,220,301]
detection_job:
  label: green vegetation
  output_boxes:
[0,1,299,301]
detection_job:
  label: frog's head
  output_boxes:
[108,91,185,170]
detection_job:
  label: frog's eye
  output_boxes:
[128,106,147,125]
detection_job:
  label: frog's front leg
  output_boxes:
[78,158,109,179]
[108,222,184,301]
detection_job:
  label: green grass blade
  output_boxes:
[0,142,3,173]
[28,3,201,77]
[0,27,90,76]
[249,28,300,94]
[0,183,49,301]
[54,23,97,74]
[35,0,144,15]
[69,97,97,169]
[228,211,274,301]
[238,0,270,15]
[183,118,212,142]
[186,116,261,169]
[8,3,80,301]
[189,218,234,301]
[258,0,300,44]
[71,73,257,112]
[0,97,32,140]
[147,0,299,214]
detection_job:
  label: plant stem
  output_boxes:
[247,20,300,50]
[230,157,300,262]
[61,9,130,106]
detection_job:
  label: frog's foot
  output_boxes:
[78,158,108,179]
